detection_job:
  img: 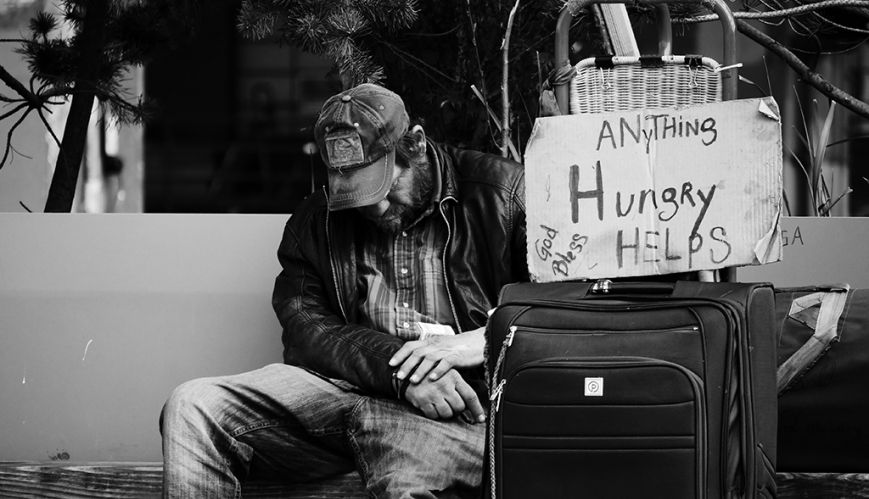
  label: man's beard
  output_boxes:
[369,160,434,233]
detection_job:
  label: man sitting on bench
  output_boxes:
[160,83,528,498]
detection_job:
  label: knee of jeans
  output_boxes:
[160,378,221,432]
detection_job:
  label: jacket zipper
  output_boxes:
[439,196,462,333]
[324,196,348,321]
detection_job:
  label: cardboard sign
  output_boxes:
[524,97,783,282]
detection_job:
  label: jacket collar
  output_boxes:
[428,139,458,202]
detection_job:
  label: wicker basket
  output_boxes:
[570,55,722,114]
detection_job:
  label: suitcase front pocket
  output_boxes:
[497,358,706,499]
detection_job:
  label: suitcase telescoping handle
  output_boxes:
[554,0,738,114]
[590,279,675,295]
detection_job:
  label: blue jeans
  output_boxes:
[160,364,484,498]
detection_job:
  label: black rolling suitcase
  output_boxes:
[485,280,778,499]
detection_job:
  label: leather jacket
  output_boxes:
[272,139,528,398]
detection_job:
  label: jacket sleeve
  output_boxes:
[271,215,404,398]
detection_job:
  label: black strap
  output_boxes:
[640,56,663,68]
[594,55,615,69]
[685,55,704,68]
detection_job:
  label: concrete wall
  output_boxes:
[0,213,288,461]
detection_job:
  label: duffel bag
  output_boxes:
[775,285,869,471]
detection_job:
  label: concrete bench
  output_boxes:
[0,462,366,498]
[0,462,868,498]
[0,214,866,497]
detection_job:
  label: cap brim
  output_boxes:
[327,150,394,211]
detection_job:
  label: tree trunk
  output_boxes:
[44,0,109,213]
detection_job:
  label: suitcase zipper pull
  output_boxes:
[489,328,515,414]
[490,379,506,412]
[506,326,517,347]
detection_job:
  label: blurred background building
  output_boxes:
[143,1,335,213]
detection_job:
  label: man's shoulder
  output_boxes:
[438,143,524,191]
[286,190,328,232]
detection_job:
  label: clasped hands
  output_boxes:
[388,326,486,423]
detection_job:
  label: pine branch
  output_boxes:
[45,0,110,212]
[237,1,284,40]
[0,0,199,209]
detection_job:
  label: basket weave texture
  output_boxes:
[570,56,722,114]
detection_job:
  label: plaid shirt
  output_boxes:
[357,170,453,340]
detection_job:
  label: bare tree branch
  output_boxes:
[501,0,521,160]
[0,94,24,103]
[0,65,41,109]
[378,41,459,87]
[37,107,63,151]
[811,11,869,35]
[0,102,28,121]
[9,144,32,160]
[676,0,869,22]
[1,107,33,171]
[470,84,520,158]
[736,19,869,119]
[464,0,496,144]
[464,0,488,95]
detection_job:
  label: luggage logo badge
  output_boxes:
[584,377,604,396]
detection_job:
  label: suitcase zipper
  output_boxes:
[495,324,701,384]
[510,324,699,336]
[488,326,517,499]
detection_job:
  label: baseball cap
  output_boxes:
[314,83,410,211]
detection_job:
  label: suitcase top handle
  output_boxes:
[591,279,675,295]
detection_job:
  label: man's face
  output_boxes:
[357,157,431,233]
